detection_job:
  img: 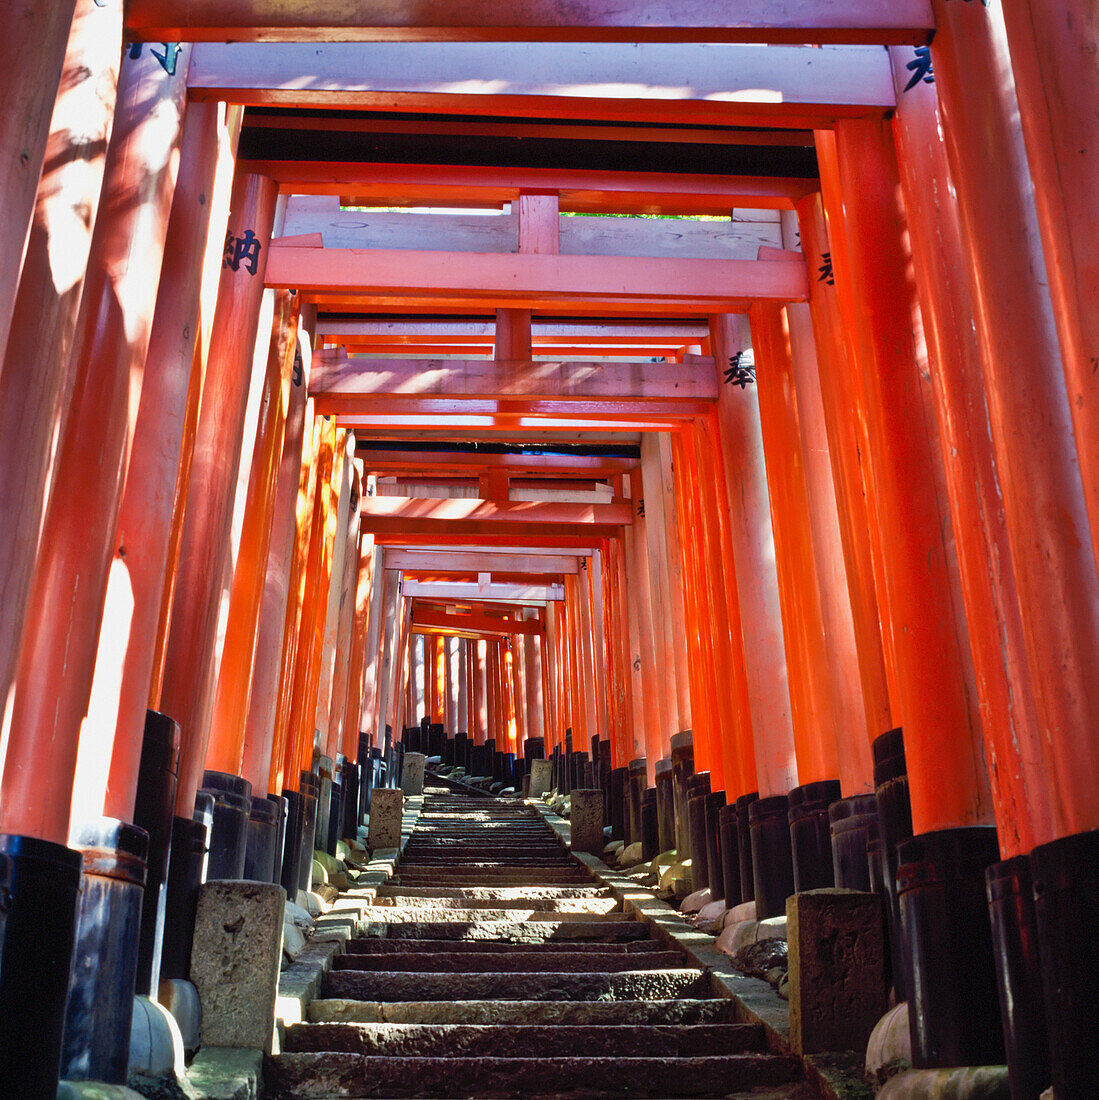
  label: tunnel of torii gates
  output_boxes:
[0,0,1095,1097]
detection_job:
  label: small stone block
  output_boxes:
[186,1046,264,1100]
[190,881,285,1054]
[529,759,554,798]
[787,888,888,1055]
[570,788,605,856]
[400,752,426,795]
[367,789,404,850]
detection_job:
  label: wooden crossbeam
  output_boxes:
[187,43,895,124]
[388,550,580,574]
[320,319,710,340]
[400,580,564,603]
[245,163,814,215]
[412,608,543,638]
[282,198,783,261]
[309,353,718,421]
[126,1,933,45]
[266,246,807,311]
[356,449,638,476]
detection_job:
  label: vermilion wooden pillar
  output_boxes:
[241,333,312,794]
[523,628,543,745]
[313,434,355,755]
[826,117,992,835]
[0,0,121,747]
[927,5,1099,842]
[473,639,488,743]
[159,169,278,814]
[342,534,376,759]
[206,291,300,778]
[269,415,322,793]
[638,436,684,742]
[0,0,78,359]
[795,193,895,750]
[325,470,362,759]
[750,303,839,788]
[694,416,759,799]
[457,636,470,734]
[0,44,189,844]
[622,516,661,777]
[887,51,1049,855]
[679,426,729,791]
[93,101,227,821]
[998,0,1099,570]
[710,313,797,798]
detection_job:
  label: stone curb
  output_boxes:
[531,799,872,1100]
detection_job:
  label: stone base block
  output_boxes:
[570,789,604,856]
[877,1066,1011,1100]
[400,753,426,796]
[59,1085,147,1100]
[190,882,285,1054]
[529,759,553,799]
[367,789,403,850]
[787,888,888,1055]
[186,1047,264,1100]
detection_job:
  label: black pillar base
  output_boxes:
[132,708,180,997]
[243,795,279,882]
[686,772,712,892]
[788,778,841,893]
[297,772,320,894]
[1032,828,1099,1100]
[61,819,148,1084]
[608,767,627,841]
[897,825,1004,1069]
[280,789,303,897]
[749,794,795,919]
[640,788,659,862]
[735,792,759,903]
[986,854,1050,1100]
[0,834,83,1099]
[198,770,252,880]
[704,791,727,901]
[718,805,742,909]
[829,793,879,892]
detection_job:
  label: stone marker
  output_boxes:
[571,789,605,856]
[368,789,404,850]
[189,881,285,1053]
[787,888,888,1055]
[529,759,553,799]
[400,752,426,795]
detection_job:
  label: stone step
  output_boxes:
[373,885,610,900]
[284,1022,766,1058]
[348,907,614,923]
[321,968,711,1003]
[306,998,743,1027]
[344,938,668,955]
[265,1053,804,1098]
[332,950,686,973]
[396,871,592,885]
[369,895,619,913]
[356,920,650,942]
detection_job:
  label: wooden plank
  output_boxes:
[280,203,782,261]
[266,246,808,309]
[361,496,631,524]
[400,580,564,602]
[387,550,580,574]
[412,608,543,638]
[128,1,933,45]
[319,317,710,341]
[310,353,718,403]
[355,449,638,475]
[187,43,895,123]
[244,162,815,214]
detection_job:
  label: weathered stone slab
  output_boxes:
[265,1053,801,1098]
[877,1066,1011,1100]
[367,788,403,849]
[787,888,888,1055]
[285,1021,764,1057]
[332,950,684,973]
[400,752,426,795]
[190,881,285,1054]
[529,758,554,798]
[322,967,710,1002]
[185,1046,264,1100]
[307,998,739,1026]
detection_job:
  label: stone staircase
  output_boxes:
[266,792,811,1098]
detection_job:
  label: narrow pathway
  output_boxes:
[267,792,810,1098]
